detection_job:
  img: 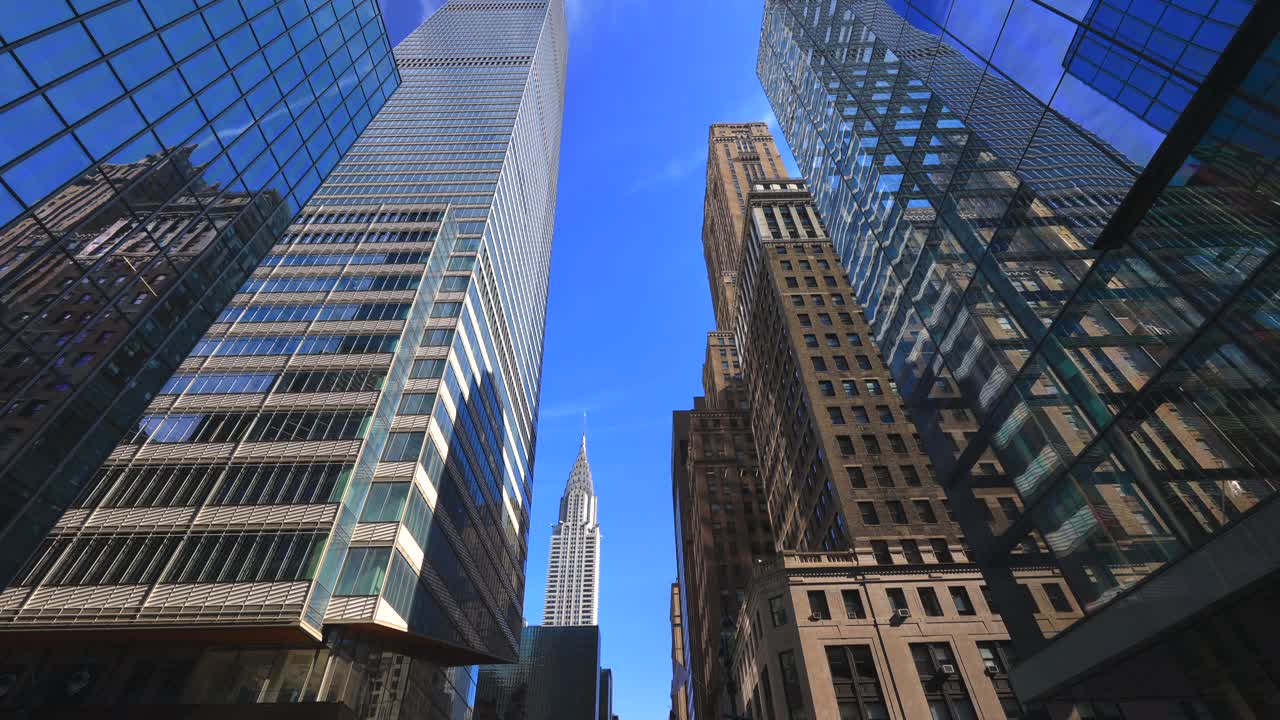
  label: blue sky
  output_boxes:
[378,1,795,717]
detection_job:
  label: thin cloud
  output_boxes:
[626,144,707,194]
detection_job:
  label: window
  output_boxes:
[360,483,409,522]
[902,466,922,486]
[873,465,893,487]
[901,539,924,564]
[931,539,954,563]
[411,359,446,379]
[818,313,833,326]
[798,313,811,326]
[807,590,831,620]
[846,466,866,487]
[1043,583,1073,612]
[856,355,873,370]
[819,380,835,397]
[828,407,845,425]
[837,436,856,455]
[769,595,787,626]
[888,434,908,453]
[833,355,850,371]
[977,641,1023,716]
[888,500,908,524]
[865,379,882,395]
[910,643,978,718]
[914,500,937,523]
[381,432,424,462]
[786,276,799,288]
[918,587,944,617]
[851,406,870,423]
[825,333,840,347]
[847,333,862,346]
[886,588,908,612]
[841,380,858,397]
[334,547,390,596]
[791,295,805,307]
[397,393,435,415]
[839,312,853,324]
[858,502,879,525]
[876,405,894,423]
[871,540,892,565]
[804,276,817,288]
[812,356,828,371]
[825,645,888,719]
[804,333,818,347]
[863,435,881,454]
[778,650,804,715]
[421,328,454,346]
[842,589,866,619]
[980,586,997,613]
[950,587,975,616]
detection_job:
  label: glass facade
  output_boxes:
[0,0,566,714]
[758,0,1278,709]
[474,625,601,720]
[0,0,398,585]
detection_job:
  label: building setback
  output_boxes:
[543,436,602,626]
[0,0,398,587]
[758,0,1280,716]
[0,0,567,717]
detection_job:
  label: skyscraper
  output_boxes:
[702,124,786,329]
[543,436,601,626]
[0,0,398,587]
[729,177,1064,720]
[758,0,1279,715]
[0,0,567,716]
[474,624,603,720]
[671,130,779,720]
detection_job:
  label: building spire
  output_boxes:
[566,427,593,496]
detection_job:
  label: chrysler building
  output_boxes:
[543,435,601,625]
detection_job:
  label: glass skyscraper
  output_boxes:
[0,0,399,586]
[759,0,1278,716]
[0,0,566,716]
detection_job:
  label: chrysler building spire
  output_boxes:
[543,435,601,625]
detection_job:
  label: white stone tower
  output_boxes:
[542,435,601,626]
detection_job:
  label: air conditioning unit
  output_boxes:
[984,662,1000,676]
[894,608,911,619]
[808,613,823,622]
[938,664,956,676]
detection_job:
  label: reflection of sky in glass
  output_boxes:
[884,0,1247,168]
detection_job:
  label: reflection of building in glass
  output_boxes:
[1062,0,1245,132]
[0,0,566,717]
[0,0,398,587]
[759,0,1279,716]
[543,436,602,626]
[474,625,602,720]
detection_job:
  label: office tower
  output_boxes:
[669,582,692,720]
[0,0,398,587]
[674,129,782,720]
[672,333,773,720]
[543,436,602,626]
[598,667,615,720]
[728,177,1065,720]
[474,625,603,720]
[703,124,786,329]
[758,0,1279,716]
[0,0,567,716]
